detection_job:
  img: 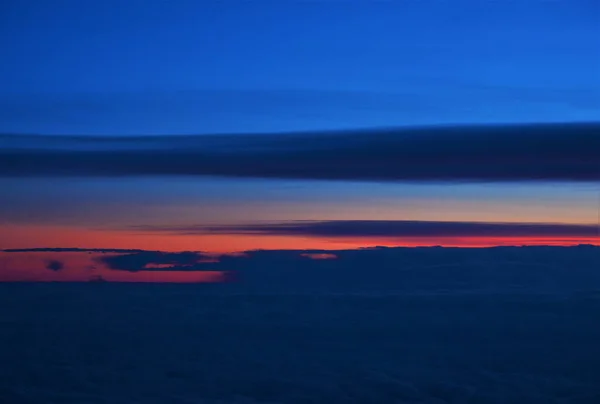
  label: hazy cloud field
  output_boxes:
[1,280,600,403]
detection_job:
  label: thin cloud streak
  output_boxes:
[1,122,599,182]
[133,220,599,239]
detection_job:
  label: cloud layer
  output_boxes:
[135,219,600,239]
[1,122,599,182]
[8,245,598,293]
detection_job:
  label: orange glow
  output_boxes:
[0,251,226,283]
[300,253,338,259]
[1,223,598,282]
[1,224,598,253]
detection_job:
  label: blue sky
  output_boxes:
[1,0,598,134]
[0,0,598,257]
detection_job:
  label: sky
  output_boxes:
[0,0,599,282]
[1,0,599,134]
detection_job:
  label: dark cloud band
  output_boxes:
[41,246,600,293]
[1,122,599,182]
[134,220,599,239]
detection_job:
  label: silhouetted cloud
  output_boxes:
[98,251,213,272]
[86,245,600,293]
[214,245,600,293]
[1,122,598,182]
[45,260,64,271]
[134,220,599,239]
[7,245,600,292]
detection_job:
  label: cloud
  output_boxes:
[1,122,599,182]
[97,251,214,272]
[45,260,64,271]
[205,245,600,293]
[87,245,600,293]
[0,89,444,135]
[133,220,599,239]
[7,245,600,292]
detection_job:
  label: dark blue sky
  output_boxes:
[1,0,598,134]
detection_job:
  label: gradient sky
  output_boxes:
[0,0,599,281]
[1,0,598,134]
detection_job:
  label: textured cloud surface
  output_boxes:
[2,283,600,403]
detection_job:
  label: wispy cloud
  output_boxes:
[1,122,598,182]
[133,220,599,239]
